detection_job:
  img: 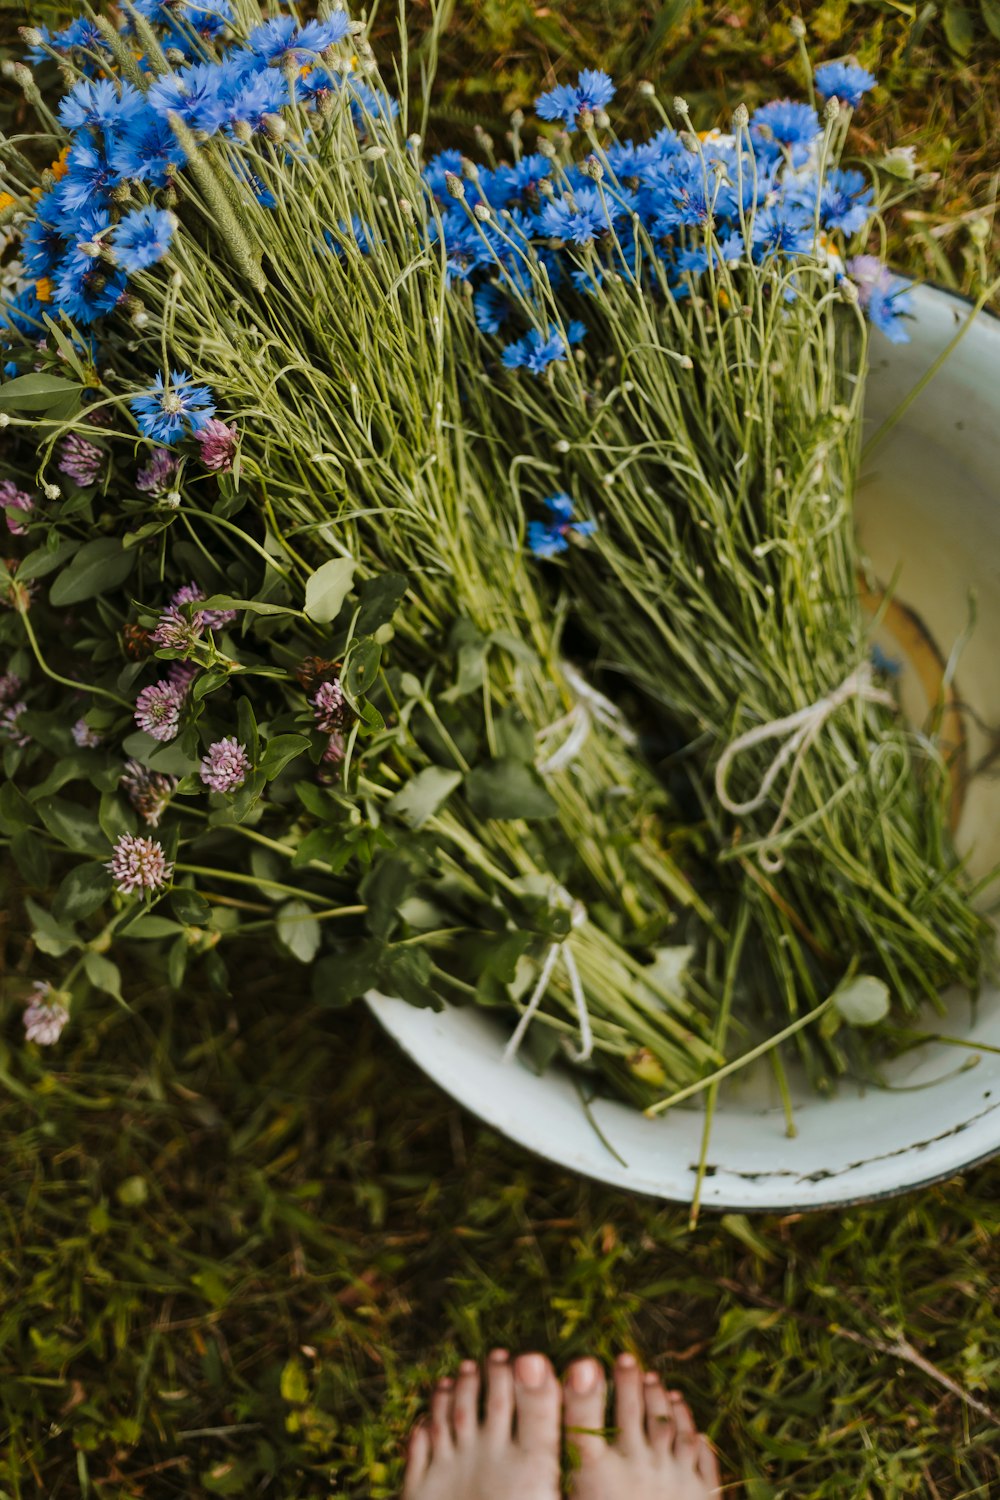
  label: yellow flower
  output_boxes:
[49,145,71,181]
[0,192,15,213]
[35,278,53,304]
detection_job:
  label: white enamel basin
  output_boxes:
[367,283,1000,1208]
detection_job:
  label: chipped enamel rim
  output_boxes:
[365,283,1000,1209]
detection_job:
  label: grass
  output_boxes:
[1,2,998,1495]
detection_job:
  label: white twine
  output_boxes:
[502,887,592,1065]
[714,662,897,874]
[537,660,637,775]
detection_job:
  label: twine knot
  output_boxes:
[714,662,897,874]
[503,886,592,1065]
[537,661,637,775]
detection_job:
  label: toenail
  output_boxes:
[489,1348,509,1363]
[617,1353,637,1368]
[568,1360,598,1393]
[644,1372,658,1385]
[438,1377,454,1389]
[516,1353,548,1388]
[460,1360,477,1374]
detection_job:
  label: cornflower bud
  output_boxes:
[789,15,807,37]
[510,108,525,128]
[232,118,253,143]
[823,95,841,123]
[444,172,465,200]
[262,112,286,142]
[473,202,490,221]
[637,80,656,97]
[680,131,700,154]
[397,197,414,220]
[839,277,860,305]
[577,107,594,130]
[673,95,690,118]
[582,154,604,181]
[731,102,749,129]
[18,25,43,46]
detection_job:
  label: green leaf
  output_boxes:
[494,708,535,764]
[260,733,311,781]
[167,934,189,990]
[0,781,36,833]
[386,766,463,829]
[342,636,382,710]
[280,1357,310,1404]
[943,0,975,52]
[118,913,186,940]
[199,594,298,618]
[304,556,355,623]
[0,372,82,413]
[311,943,381,1007]
[380,945,434,1006]
[277,899,321,963]
[834,975,891,1027]
[83,951,123,1001]
[49,538,136,607]
[171,887,212,926]
[465,758,557,822]
[11,828,49,888]
[192,666,230,702]
[360,857,416,939]
[25,897,80,958]
[981,0,1000,39]
[53,862,113,923]
[14,538,82,583]
[356,571,408,634]
[236,696,259,765]
[34,795,105,855]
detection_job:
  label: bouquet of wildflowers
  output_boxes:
[0,0,733,1105]
[2,0,992,1117]
[425,58,996,1090]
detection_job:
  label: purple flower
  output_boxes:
[0,480,34,534]
[57,433,104,487]
[171,581,237,630]
[106,831,174,896]
[814,61,876,109]
[0,671,22,705]
[167,659,200,694]
[846,255,913,342]
[0,700,30,746]
[151,604,204,653]
[136,448,178,494]
[72,718,102,748]
[196,417,238,472]
[23,982,70,1046]
[322,731,346,765]
[199,736,250,792]
[134,679,184,741]
[121,758,178,827]
[312,677,347,732]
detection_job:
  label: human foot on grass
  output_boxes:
[563,1353,721,1499]
[402,1349,562,1500]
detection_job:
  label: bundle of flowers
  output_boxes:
[0,1,993,1119]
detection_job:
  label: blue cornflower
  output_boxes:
[473,284,510,335]
[424,149,466,200]
[492,153,553,205]
[228,69,290,132]
[54,140,121,224]
[750,100,821,168]
[818,168,874,235]
[501,327,568,374]
[326,216,378,256]
[536,70,616,132]
[54,257,127,325]
[539,186,615,244]
[131,371,215,443]
[751,205,814,260]
[814,61,876,108]
[349,81,400,129]
[52,18,105,54]
[148,64,231,136]
[528,494,597,558]
[110,109,186,186]
[847,257,912,344]
[58,78,147,138]
[113,205,177,272]
[20,193,64,278]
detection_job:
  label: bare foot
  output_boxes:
[402,1349,562,1500]
[563,1353,721,1499]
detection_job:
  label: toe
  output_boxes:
[613,1353,645,1451]
[452,1359,480,1446]
[513,1352,561,1456]
[667,1390,698,1457]
[484,1348,515,1441]
[563,1357,608,1465]
[430,1377,455,1455]
[402,1419,431,1498]
[643,1371,674,1455]
[696,1433,722,1493]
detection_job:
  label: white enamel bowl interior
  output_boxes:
[366,283,1000,1209]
